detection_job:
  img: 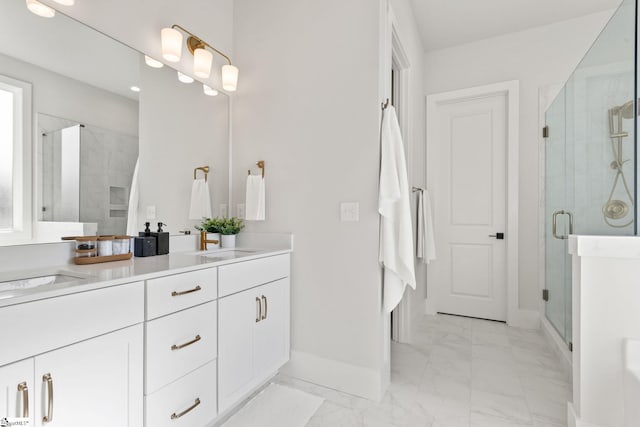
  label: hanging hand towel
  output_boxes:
[188,178,212,219]
[245,175,265,221]
[416,189,436,264]
[379,106,416,313]
[126,158,140,236]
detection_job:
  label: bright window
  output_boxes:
[0,75,32,243]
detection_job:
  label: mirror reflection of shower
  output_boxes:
[604,99,636,227]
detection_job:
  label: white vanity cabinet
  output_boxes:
[0,282,145,427]
[218,255,290,413]
[144,267,218,427]
[0,359,34,424]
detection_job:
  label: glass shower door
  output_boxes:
[545,88,570,342]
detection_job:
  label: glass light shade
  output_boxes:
[25,0,55,18]
[144,56,164,69]
[177,72,194,84]
[222,64,239,92]
[161,28,183,63]
[193,48,213,79]
[52,0,74,5]
[203,85,219,97]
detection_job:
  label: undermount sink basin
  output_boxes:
[0,273,86,293]
[189,249,258,262]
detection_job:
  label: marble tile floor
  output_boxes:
[274,314,572,427]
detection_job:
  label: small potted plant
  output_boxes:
[195,217,223,249]
[219,217,244,248]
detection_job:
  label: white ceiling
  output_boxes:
[410,0,623,51]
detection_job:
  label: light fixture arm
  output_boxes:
[171,24,232,65]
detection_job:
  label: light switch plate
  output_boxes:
[237,204,245,219]
[340,202,359,222]
[219,204,228,218]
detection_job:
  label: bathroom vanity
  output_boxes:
[0,248,291,427]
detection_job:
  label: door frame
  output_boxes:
[425,80,521,326]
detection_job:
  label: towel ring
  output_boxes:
[194,166,210,182]
[248,160,265,178]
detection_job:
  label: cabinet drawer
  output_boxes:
[146,268,217,320]
[0,281,143,367]
[218,254,290,297]
[145,360,217,427]
[145,301,217,394]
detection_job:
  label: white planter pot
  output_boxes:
[207,233,221,249]
[221,234,236,248]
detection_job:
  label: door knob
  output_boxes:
[489,233,504,240]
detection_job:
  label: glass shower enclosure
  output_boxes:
[544,0,637,347]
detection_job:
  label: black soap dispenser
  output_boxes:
[152,222,170,255]
[135,222,157,257]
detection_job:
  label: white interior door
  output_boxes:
[427,91,508,321]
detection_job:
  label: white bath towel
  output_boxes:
[246,175,265,221]
[188,178,212,219]
[416,189,436,264]
[126,158,139,236]
[379,106,416,313]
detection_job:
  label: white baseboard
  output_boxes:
[568,402,605,427]
[508,309,540,329]
[541,316,573,375]
[425,298,437,315]
[280,350,385,401]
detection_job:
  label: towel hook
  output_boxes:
[412,186,424,193]
[194,166,210,182]
[248,160,265,178]
[381,98,390,110]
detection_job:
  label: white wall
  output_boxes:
[232,0,388,399]
[138,64,228,233]
[423,10,615,312]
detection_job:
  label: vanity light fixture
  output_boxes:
[144,55,164,69]
[26,0,55,18]
[203,85,218,97]
[161,24,238,92]
[177,72,194,84]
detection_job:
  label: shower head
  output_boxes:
[611,99,637,119]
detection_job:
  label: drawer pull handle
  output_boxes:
[256,297,261,323]
[171,335,201,351]
[261,295,268,320]
[170,397,201,420]
[42,373,53,423]
[17,381,28,418]
[171,285,202,297]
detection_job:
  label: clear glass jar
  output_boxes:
[97,236,114,256]
[75,237,97,258]
[113,236,130,255]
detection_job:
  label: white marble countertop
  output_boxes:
[569,235,640,259]
[0,247,291,308]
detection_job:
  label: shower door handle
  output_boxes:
[552,210,574,240]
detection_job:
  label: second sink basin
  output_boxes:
[0,273,87,293]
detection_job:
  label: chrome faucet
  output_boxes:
[200,230,219,251]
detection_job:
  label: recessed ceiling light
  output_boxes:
[130,86,141,93]
[25,0,55,18]
[203,85,218,97]
[144,55,164,69]
[177,72,194,84]
[52,0,74,5]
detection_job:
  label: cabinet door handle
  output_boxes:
[42,373,53,424]
[256,297,262,322]
[171,285,202,297]
[17,382,28,418]
[171,335,201,351]
[261,295,268,320]
[170,398,201,420]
